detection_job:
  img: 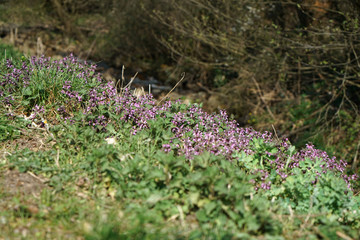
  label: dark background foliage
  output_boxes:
[0,0,359,174]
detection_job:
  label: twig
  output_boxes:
[251,76,275,121]
[121,65,125,83]
[28,171,47,183]
[55,148,60,168]
[85,36,98,60]
[352,140,360,172]
[336,231,354,240]
[167,214,180,222]
[157,72,185,106]
[288,205,294,219]
[196,82,214,94]
[124,72,138,89]
[272,124,280,142]
[116,65,125,95]
[176,205,185,227]
[285,124,312,139]
[350,38,360,69]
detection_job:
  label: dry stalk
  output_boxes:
[124,72,138,89]
[336,231,354,240]
[352,140,360,172]
[55,148,60,169]
[118,68,138,97]
[116,65,125,95]
[272,124,280,142]
[157,72,185,106]
[251,76,275,121]
[28,171,48,183]
[176,205,185,227]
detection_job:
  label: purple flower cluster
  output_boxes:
[85,82,117,113]
[61,80,82,102]
[114,91,158,132]
[153,103,357,190]
[1,54,99,111]
[289,144,357,189]
[30,54,101,115]
[1,54,162,131]
[1,59,30,104]
[29,54,98,82]
[84,84,163,133]
[29,104,45,120]
[2,95,14,105]
[1,54,357,191]
[164,106,273,159]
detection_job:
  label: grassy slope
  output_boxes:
[0,43,359,240]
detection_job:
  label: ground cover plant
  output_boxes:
[1,0,360,180]
[1,46,360,239]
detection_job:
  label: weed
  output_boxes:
[0,52,359,239]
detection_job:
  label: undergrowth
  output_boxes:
[0,45,359,239]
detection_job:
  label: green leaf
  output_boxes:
[196,209,208,222]
[23,87,32,96]
[106,124,116,134]
[188,192,200,205]
[22,100,30,106]
[204,201,217,215]
[146,193,163,205]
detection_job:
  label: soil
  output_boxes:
[0,169,47,198]
[0,168,49,229]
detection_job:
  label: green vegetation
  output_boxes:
[1,0,359,170]
[1,41,359,239]
[0,42,22,60]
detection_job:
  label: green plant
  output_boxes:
[0,42,22,60]
[1,53,359,239]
